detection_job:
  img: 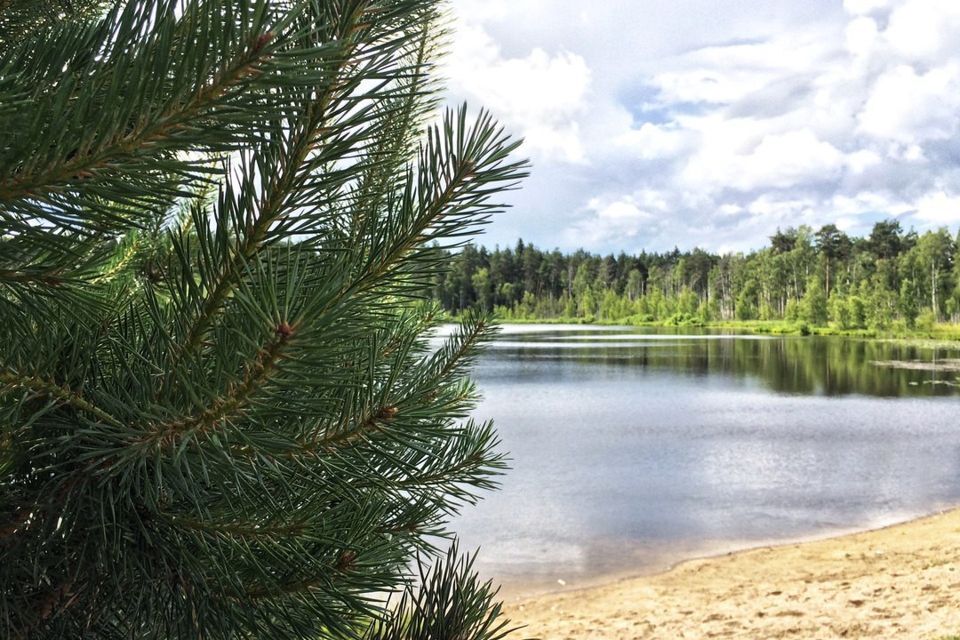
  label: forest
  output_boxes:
[430,220,960,331]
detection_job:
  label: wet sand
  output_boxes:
[505,509,960,639]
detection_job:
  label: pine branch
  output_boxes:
[397,424,502,493]
[135,320,295,450]
[0,2,527,637]
[174,6,368,359]
[0,0,107,46]
[364,544,523,640]
[250,313,488,463]
[316,403,399,453]
[0,267,66,287]
[0,368,121,428]
[0,30,276,203]
[159,512,309,539]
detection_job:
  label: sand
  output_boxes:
[505,509,960,639]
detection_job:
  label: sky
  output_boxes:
[442,0,960,254]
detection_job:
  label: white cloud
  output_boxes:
[739,131,846,189]
[844,0,895,15]
[830,192,911,217]
[845,149,883,174]
[845,16,879,57]
[593,199,652,223]
[650,35,828,106]
[884,0,960,60]
[835,216,859,231]
[652,68,773,106]
[683,129,845,193]
[744,195,811,219]
[445,22,591,163]
[858,63,960,142]
[914,192,960,225]
[565,193,666,247]
[614,123,690,160]
[447,0,960,253]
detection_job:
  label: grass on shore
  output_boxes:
[443,314,960,348]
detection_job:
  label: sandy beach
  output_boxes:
[505,509,960,639]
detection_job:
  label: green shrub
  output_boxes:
[917,310,937,332]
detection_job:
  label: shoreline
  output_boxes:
[504,507,960,639]
[499,509,937,601]
[450,317,960,347]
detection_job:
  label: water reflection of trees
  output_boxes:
[508,338,960,397]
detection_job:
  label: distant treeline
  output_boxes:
[431,220,960,329]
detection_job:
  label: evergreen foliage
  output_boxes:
[0,1,527,638]
[432,223,960,329]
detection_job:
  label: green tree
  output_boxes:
[427,223,960,329]
[0,2,527,638]
[949,230,960,321]
[770,228,797,254]
[846,295,866,329]
[869,219,905,261]
[579,286,598,318]
[735,281,757,321]
[915,228,954,320]
[472,267,494,313]
[784,298,800,322]
[862,278,897,330]
[899,279,920,327]
[815,224,851,297]
[800,276,828,326]
[828,291,851,329]
[677,287,698,319]
[598,289,621,321]
[626,268,644,301]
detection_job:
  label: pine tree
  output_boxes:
[0,1,527,638]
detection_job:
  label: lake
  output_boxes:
[449,324,960,595]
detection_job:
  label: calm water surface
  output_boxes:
[450,325,960,594]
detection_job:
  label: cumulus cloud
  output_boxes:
[444,19,591,163]
[447,0,960,253]
[884,0,960,60]
[844,0,895,15]
[858,63,960,142]
[614,123,691,160]
[683,129,846,193]
[565,193,666,249]
[845,16,880,57]
[914,192,960,225]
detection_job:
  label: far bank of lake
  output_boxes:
[481,316,960,345]
[449,324,960,596]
